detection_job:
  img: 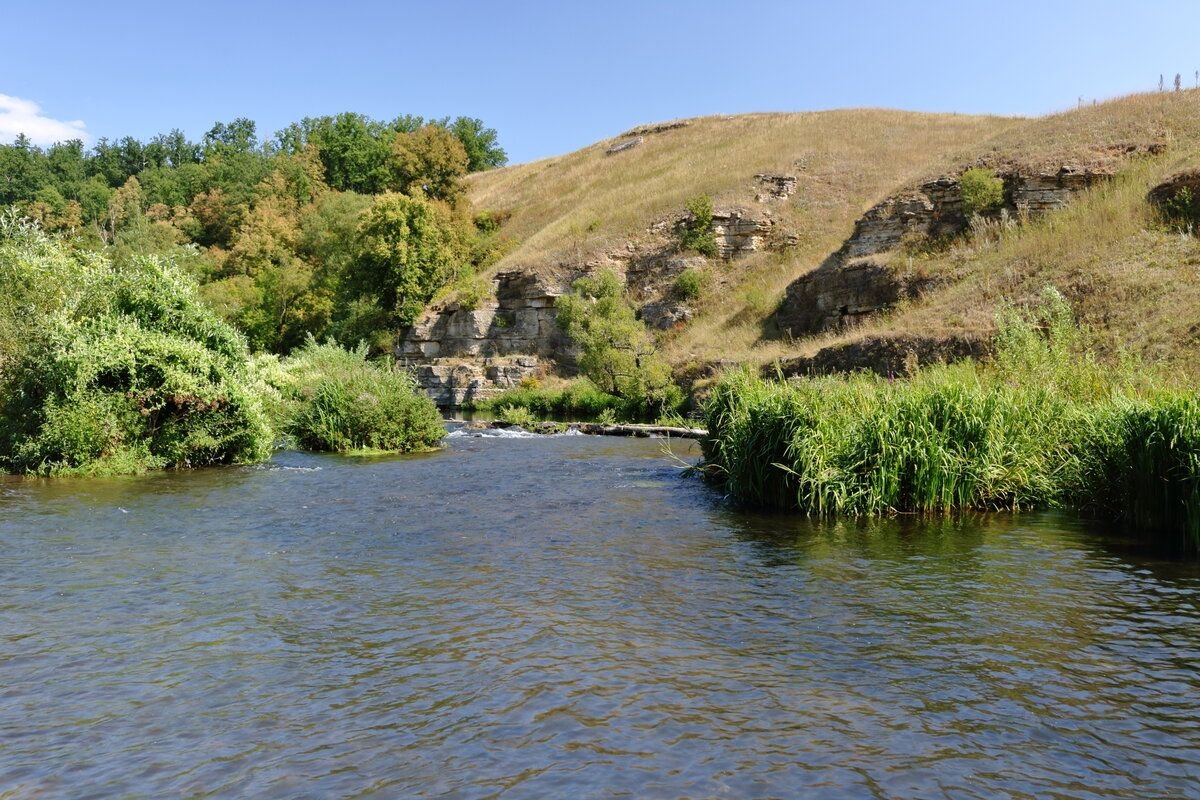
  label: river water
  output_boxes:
[1,430,1199,798]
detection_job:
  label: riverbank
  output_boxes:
[454,419,707,439]
[699,296,1200,553]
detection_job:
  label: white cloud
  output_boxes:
[0,93,88,146]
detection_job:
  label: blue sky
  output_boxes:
[2,0,1198,163]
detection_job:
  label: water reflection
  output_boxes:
[0,436,1197,798]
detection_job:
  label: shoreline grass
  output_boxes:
[700,293,1200,553]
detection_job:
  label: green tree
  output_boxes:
[555,269,680,413]
[351,192,468,328]
[389,125,469,203]
[447,117,507,172]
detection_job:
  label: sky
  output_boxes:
[2,0,1199,164]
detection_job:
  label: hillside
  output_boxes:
[407,91,1200,404]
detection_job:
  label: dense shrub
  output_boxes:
[959,167,1005,217]
[678,194,718,257]
[270,339,444,453]
[555,269,683,417]
[0,216,272,475]
[674,268,708,300]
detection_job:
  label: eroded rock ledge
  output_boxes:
[775,165,1115,337]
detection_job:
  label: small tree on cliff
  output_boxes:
[960,167,1005,217]
[555,269,681,415]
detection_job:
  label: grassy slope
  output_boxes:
[467,110,1015,353]
[465,91,1200,376]
[815,91,1200,379]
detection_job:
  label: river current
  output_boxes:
[1,430,1198,798]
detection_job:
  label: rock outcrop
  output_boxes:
[399,271,568,361]
[773,334,991,379]
[777,260,944,335]
[398,271,573,406]
[775,166,1113,337]
[412,356,542,407]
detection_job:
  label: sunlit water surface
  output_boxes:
[2,431,1199,798]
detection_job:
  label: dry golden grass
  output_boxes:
[469,109,1017,271]
[466,90,1200,375]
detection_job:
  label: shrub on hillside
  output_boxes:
[959,167,1005,217]
[673,268,708,300]
[555,269,683,417]
[0,214,272,475]
[1160,186,1200,232]
[678,194,718,257]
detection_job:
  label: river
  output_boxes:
[1,430,1198,798]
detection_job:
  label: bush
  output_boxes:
[475,378,625,420]
[959,167,1005,217]
[555,269,683,416]
[674,268,708,300]
[272,339,444,453]
[1160,186,1200,232]
[0,216,272,475]
[678,194,718,257]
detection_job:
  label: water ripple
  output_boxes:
[0,438,1198,798]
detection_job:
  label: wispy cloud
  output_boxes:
[0,94,88,146]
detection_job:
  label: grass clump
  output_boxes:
[268,339,445,454]
[0,214,272,475]
[702,290,1200,552]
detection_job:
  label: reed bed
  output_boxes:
[701,295,1200,552]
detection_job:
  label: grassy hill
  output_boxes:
[463,91,1200,382]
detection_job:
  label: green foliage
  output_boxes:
[0,217,272,475]
[474,378,625,420]
[447,117,508,172]
[701,291,1200,551]
[267,339,444,453]
[1160,186,1200,232]
[678,194,718,257]
[497,404,537,428]
[959,167,1005,217]
[389,126,469,204]
[0,109,506,357]
[555,269,683,416]
[673,268,708,300]
[350,192,469,328]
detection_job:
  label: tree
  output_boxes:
[447,117,507,171]
[389,125,469,203]
[204,118,259,157]
[555,269,679,412]
[351,192,468,328]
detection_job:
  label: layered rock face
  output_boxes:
[398,271,571,406]
[776,166,1111,337]
[399,271,568,361]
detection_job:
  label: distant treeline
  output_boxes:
[0,113,510,353]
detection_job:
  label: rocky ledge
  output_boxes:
[775,165,1116,337]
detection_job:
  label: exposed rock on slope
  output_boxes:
[775,165,1117,337]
